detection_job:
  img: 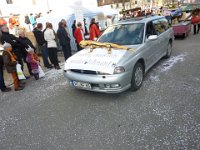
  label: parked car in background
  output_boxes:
[64,16,174,93]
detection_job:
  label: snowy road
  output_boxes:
[0,34,200,150]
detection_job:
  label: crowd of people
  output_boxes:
[0,16,101,93]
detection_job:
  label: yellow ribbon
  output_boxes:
[80,40,135,54]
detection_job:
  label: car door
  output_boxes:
[143,21,160,69]
[152,18,170,60]
[158,18,171,57]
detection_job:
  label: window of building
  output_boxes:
[6,0,13,4]
[32,0,36,5]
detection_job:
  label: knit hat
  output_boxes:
[2,42,12,51]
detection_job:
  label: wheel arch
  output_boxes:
[136,58,145,73]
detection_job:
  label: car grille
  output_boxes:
[70,69,97,75]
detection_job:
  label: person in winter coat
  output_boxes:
[57,21,71,60]
[0,49,11,92]
[71,20,76,37]
[74,22,85,51]
[44,22,60,69]
[184,8,200,35]
[26,47,40,80]
[89,18,100,41]
[0,25,24,71]
[18,30,36,76]
[33,23,52,69]
[2,43,24,91]
[24,15,31,32]
[83,18,89,36]
[29,13,36,28]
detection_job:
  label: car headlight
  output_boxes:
[114,66,125,74]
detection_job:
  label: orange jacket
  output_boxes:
[74,27,84,44]
[89,24,100,41]
[9,16,20,29]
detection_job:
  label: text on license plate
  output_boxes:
[72,81,91,89]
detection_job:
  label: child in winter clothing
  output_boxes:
[2,43,24,91]
[26,47,40,80]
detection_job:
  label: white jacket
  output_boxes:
[44,28,57,48]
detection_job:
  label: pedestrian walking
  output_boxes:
[185,8,200,35]
[57,21,71,60]
[44,22,60,69]
[33,23,53,69]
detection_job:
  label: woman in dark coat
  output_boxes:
[0,25,24,70]
[57,21,71,60]
[18,30,36,76]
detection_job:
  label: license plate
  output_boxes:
[72,81,91,89]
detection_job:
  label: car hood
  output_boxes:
[64,45,141,74]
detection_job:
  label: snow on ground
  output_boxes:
[147,53,187,83]
[159,53,186,72]
[0,64,67,103]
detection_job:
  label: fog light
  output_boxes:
[105,84,111,88]
[111,84,120,88]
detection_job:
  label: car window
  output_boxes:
[159,18,170,30]
[152,19,165,35]
[146,21,157,38]
[98,23,145,45]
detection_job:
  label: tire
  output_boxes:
[164,42,172,59]
[130,63,144,91]
[182,33,186,39]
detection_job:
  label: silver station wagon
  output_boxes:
[64,16,174,93]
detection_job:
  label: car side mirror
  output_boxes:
[148,35,158,41]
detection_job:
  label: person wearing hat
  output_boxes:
[2,43,24,91]
[26,47,40,80]
[0,47,11,92]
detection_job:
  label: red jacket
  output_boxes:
[89,24,100,41]
[74,27,84,44]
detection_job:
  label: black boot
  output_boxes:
[34,73,39,80]
[55,65,61,70]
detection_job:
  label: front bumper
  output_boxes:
[63,70,132,93]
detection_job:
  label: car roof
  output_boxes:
[117,15,165,25]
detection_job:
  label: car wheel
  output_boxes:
[182,33,186,39]
[164,42,172,59]
[130,63,144,91]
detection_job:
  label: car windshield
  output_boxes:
[98,23,144,45]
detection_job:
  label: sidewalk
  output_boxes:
[3,51,66,87]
